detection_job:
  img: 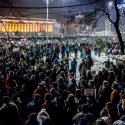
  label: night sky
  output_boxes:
[0,0,92,23]
[0,0,124,23]
[118,0,124,3]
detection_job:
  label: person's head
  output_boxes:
[33,94,41,102]
[3,96,10,104]
[97,71,103,77]
[103,81,109,87]
[95,118,108,125]
[88,80,94,87]
[86,96,94,103]
[112,84,118,91]
[28,113,38,122]
[66,94,75,104]
[75,89,81,97]
[39,72,45,78]
[44,93,51,101]
[53,52,57,56]
[11,94,22,104]
[101,116,110,125]
[116,75,121,83]
[58,77,64,84]
[44,77,50,84]
[42,118,53,125]
[37,83,44,90]
[82,59,85,63]
[50,87,56,95]
[31,75,35,79]
[52,82,58,90]
[108,71,116,80]
[81,104,90,113]
[37,108,50,124]
[87,55,90,59]
[103,69,109,75]
[104,102,112,110]
[72,78,76,85]
[113,120,125,125]
[60,71,66,77]
[9,71,15,77]
[84,113,94,125]
[120,115,125,122]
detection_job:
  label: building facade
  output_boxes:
[0,17,56,33]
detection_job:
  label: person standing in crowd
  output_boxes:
[98,47,101,57]
[0,96,20,125]
[0,39,125,125]
[61,43,65,58]
[23,113,39,125]
[71,58,77,78]
[46,46,50,58]
[65,43,70,58]
[79,59,87,77]
[85,56,93,70]
[74,45,78,58]
[117,94,125,118]
[103,59,111,69]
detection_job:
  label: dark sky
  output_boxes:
[0,0,123,23]
[0,0,95,23]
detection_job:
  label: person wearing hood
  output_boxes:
[23,113,39,125]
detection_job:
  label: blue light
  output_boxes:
[118,0,125,8]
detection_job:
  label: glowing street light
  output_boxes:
[108,1,113,8]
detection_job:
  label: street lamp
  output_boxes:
[108,1,113,8]
[46,0,49,43]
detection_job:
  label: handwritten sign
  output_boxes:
[13,48,19,52]
[84,89,95,96]
[4,43,11,49]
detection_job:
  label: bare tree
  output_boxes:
[93,0,125,54]
[66,0,125,54]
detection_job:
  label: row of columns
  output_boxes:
[0,22,53,32]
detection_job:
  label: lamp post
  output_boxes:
[46,0,49,43]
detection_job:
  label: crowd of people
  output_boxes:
[0,40,125,125]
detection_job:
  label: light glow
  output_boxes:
[108,1,113,8]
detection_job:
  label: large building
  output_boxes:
[0,17,58,33]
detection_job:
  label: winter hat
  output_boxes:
[101,116,110,125]
[84,113,93,122]
[120,115,125,122]
[81,104,90,113]
[5,67,10,72]
[112,83,118,90]
[95,118,108,125]
[39,81,45,85]
[38,83,44,87]
[29,113,37,122]
[37,108,49,125]
[113,120,125,125]
[42,118,53,125]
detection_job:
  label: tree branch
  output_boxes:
[95,8,115,24]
